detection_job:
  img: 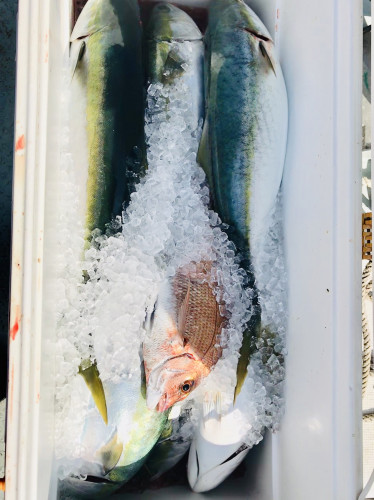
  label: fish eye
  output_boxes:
[181,380,194,393]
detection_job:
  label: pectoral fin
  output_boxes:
[70,39,87,81]
[151,41,185,84]
[163,47,186,83]
[259,41,276,76]
[70,0,102,43]
[79,361,108,425]
[96,433,123,474]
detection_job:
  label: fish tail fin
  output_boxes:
[79,361,108,425]
[95,432,123,474]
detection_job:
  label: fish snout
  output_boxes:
[146,387,173,413]
[146,387,164,411]
[156,393,172,413]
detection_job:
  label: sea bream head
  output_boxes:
[146,354,210,412]
[143,262,223,412]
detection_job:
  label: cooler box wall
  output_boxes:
[5,0,363,499]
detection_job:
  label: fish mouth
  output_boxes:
[146,387,173,412]
[146,353,197,411]
[156,393,172,413]
[146,387,164,411]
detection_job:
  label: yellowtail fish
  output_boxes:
[70,0,145,246]
[143,262,224,412]
[199,0,288,397]
[69,0,146,425]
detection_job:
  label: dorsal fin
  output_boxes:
[177,280,191,336]
[95,432,123,474]
[70,39,87,81]
[70,0,103,42]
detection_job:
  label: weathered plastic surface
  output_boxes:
[5,0,363,499]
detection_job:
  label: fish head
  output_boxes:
[146,3,202,42]
[211,1,271,37]
[211,1,276,74]
[146,354,209,412]
[146,3,203,85]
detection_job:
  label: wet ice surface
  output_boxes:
[54,39,287,480]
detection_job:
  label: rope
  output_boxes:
[362,260,373,396]
[363,409,374,422]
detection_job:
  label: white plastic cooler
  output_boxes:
[5,0,364,499]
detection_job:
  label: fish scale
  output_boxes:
[173,264,223,367]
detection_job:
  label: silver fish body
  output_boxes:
[69,0,147,430]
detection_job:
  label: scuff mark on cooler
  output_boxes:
[10,317,19,341]
[10,305,21,341]
[15,134,25,152]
